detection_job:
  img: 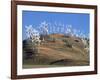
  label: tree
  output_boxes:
[65,25,73,37]
[39,21,48,41]
[25,25,41,53]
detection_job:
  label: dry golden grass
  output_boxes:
[23,34,89,68]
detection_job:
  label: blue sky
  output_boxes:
[22,10,90,40]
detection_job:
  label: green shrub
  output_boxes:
[47,37,56,42]
[63,39,72,48]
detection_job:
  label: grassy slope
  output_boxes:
[23,34,89,68]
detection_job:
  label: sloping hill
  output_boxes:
[23,34,89,68]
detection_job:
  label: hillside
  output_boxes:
[23,34,89,68]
